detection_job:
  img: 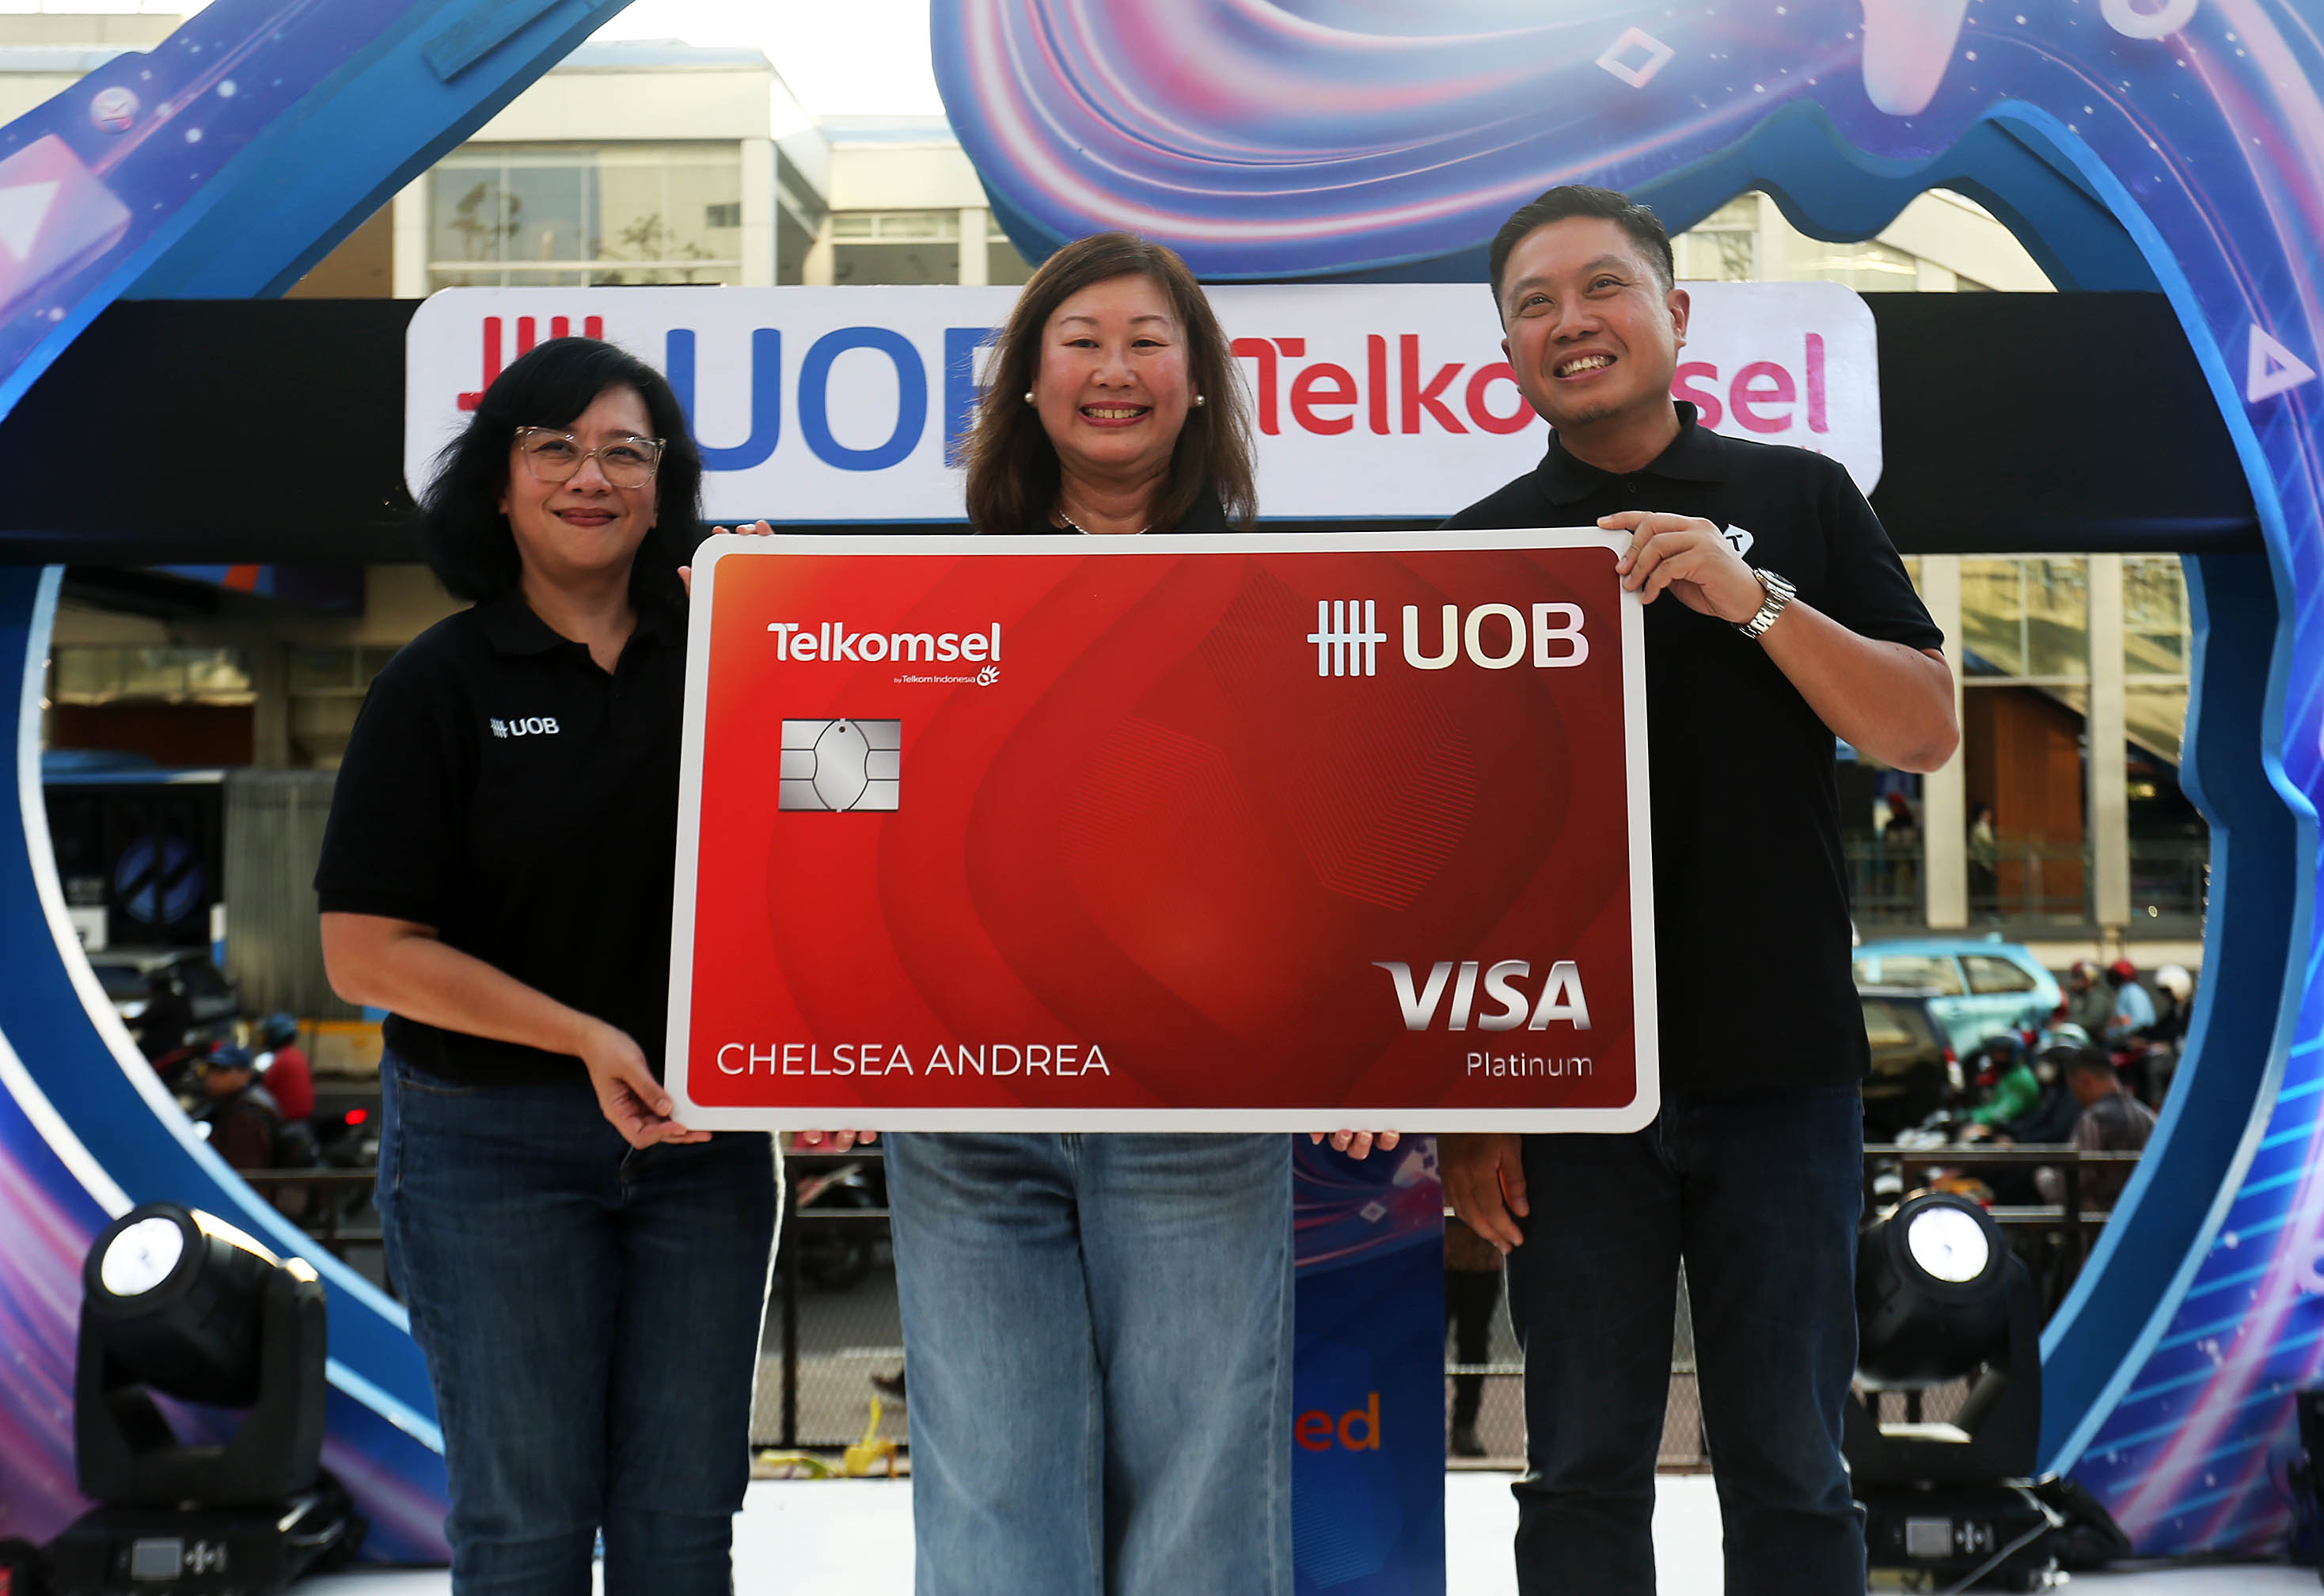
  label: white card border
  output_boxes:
[666,529,1658,1134]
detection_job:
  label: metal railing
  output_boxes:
[237,1144,2144,1472]
[765,1196,897,1451]
[1844,838,1927,924]
[1863,1142,2147,1320]
[2128,834,2208,929]
[235,1167,385,1267]
[1852,830,2210,933]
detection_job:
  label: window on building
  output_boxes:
[2121,556,2202,925]
[1955,557,2094,927]
[1790,237,1920,292]
[831,211,960,285]
[51,648,252,705]
[988,218,1035,287]
[287,647,402,696]
[1961,557,2090,684]
[774,148,826,287]
[2123,554,2193,764]
[1673,196,1758,282]
[1663,188,2050,294]
[428,144,744,288]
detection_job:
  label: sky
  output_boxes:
[588,0,947,116]
[0,0,949,118]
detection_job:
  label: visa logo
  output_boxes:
[1374,960,1592,1032]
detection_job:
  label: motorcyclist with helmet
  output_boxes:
[2062,960,2113,1036]
[192,1042,285,1174]
[1962,1035,2043,1130]
[256,1011,314,1123]
[2103,960,2156,1043]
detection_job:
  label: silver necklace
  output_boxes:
[1057,511,1147,536]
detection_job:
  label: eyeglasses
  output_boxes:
[513,426,665,488]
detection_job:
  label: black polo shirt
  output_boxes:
[1441,404,1942,1094]
[314,595,687,1086]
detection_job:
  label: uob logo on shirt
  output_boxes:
[490,716,560,739]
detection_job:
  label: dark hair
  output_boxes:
[420,337,703,607]
[959,231,1255,535]
[1488,184,1676,313]
[2064,1047,2117,1081]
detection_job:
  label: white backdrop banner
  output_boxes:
[404,281,1879,522]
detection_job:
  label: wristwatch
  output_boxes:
[1736,568,1796,641]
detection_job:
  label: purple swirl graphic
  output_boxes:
[940,0,2324,1555]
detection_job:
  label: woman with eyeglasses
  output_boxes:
[315,338,783,1596]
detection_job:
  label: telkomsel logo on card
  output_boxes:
[779,719,901,811]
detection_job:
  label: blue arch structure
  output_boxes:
[0,0,2318,1564]
[934,0,2324,1555]
[0,0,644,1555]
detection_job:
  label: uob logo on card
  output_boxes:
[667,530,1658,1131]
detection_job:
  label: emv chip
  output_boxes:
[779,719,900,811]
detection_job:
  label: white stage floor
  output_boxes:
[303,1472,2318,1593]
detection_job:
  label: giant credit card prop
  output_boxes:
[668,532,1654,1130]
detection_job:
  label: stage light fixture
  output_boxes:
[44,1203,360,1596]
[1847,1191,2058,1591]
[1856,1190,2018,1392]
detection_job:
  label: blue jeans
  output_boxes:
[1503,1086,1866,1596]
[884,1133,1293,1596]
[377,1051,779,1596]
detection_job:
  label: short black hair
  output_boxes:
[2064,1047,2117,1082]
[420,337,702,608]
[1488,184,1676,311]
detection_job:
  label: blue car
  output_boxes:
[1849,936,2064,1060]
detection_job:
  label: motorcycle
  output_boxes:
[308,1099,382,1222]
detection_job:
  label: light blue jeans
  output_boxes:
[884,1132,1293,1596]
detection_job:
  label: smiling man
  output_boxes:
[1438,186,1959,1595]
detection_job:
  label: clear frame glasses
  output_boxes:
[513,426,665,488]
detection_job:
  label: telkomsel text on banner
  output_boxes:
[666,530,1657,1132]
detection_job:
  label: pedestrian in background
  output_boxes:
[1445,1216,1504,1459]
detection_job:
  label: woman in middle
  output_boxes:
[879,230,1335,1596]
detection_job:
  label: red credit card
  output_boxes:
[668,531,1657,1130]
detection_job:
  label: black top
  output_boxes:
[314,595,688,1086]
[1441,405,1942,1094]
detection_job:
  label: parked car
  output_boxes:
[1850,936,2063,1059]
[85,947,239,1061]
[1859,986,1958,1140]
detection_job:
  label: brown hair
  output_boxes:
[959,231,1256,534]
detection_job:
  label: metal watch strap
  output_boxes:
[1736,568,1796,640]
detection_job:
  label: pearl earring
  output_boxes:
[1023,390,1036,404]
[1193,393,1206,407]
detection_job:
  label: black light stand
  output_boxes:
[1847,1191,2058,1591]
[44,1204,361,1596]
